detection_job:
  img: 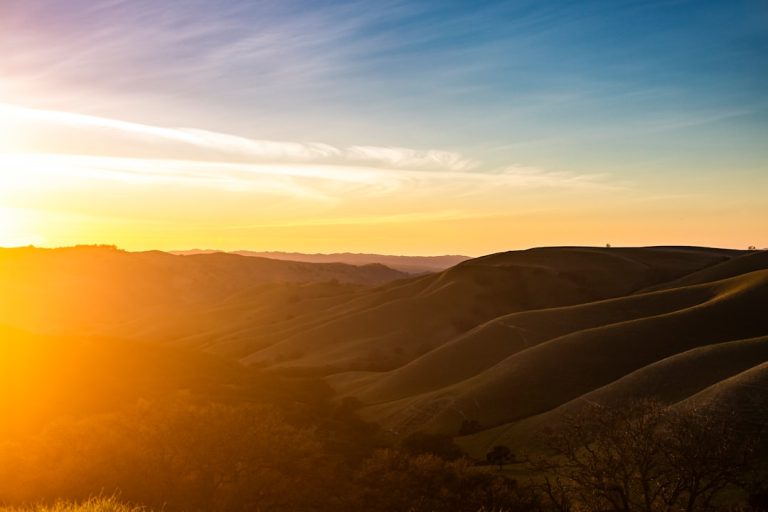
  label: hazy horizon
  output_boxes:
[0,242,759,259]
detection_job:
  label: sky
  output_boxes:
[0,0,766,255]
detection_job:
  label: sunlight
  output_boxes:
[0,104,32,154]
[0,207,22,246]
[0,206,38,247]
[0,155,42,202]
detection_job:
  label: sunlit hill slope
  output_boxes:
[1,244,766,457]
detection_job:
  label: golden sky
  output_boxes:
[1,102,766,255]
[1,1,766,255]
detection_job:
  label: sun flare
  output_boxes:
[0,206,37,247]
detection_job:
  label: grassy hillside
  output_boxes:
[457,335,768,456]
[1,245,765,510]
[351,270,768,435]
[333,275,723,403]
[0,324,327,437]
[2,246,765,442]
[641,249,768,292]
[0,246,406,336]
[243,246,732,371]
[676,360,768,430]
[2,245,732,371]
[0,498,146,512]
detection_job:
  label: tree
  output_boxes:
[349,449,527,512]
[486,445,514,470]
[660,408,758,512]
[533,400,757,512]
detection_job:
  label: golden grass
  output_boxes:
[0,497,147,512]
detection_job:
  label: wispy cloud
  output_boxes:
[0,0,409,106]
[0,103,479,172]
[346,146,478,172]
[0,103,621,236]
[0,103,617,196]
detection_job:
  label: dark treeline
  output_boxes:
[0,391,528,512]
[2,392,767,512]
[2,330,766,511]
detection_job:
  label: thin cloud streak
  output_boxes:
[0,153,615,199]
[0,102,620,233]
[0,103,478,172]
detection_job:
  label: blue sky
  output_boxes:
[0,0,766,252]
[5,1,766,148]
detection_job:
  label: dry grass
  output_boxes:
[0,497,147,512]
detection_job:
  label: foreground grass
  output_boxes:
[0,497,147,512]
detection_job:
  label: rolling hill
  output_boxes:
[2,244,766,459]
[353,270,767,434]
[456,333,768,457]
[240,246,736,370]
[0,246,407,336]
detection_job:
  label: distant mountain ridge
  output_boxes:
[171,250,470,274]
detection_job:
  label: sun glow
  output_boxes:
[0,206,38,247]
[0,100,764,253]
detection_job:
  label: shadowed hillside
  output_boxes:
[0,246,407,335]
[1,245,766,510]
[3,246,766,450]
[242,246,734,371]
[641,249,768,291]
[7,245,732,373]
[457,334,768,457]
[344,269,768,437]
[305,247,767,456]
[332,275,728,404]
